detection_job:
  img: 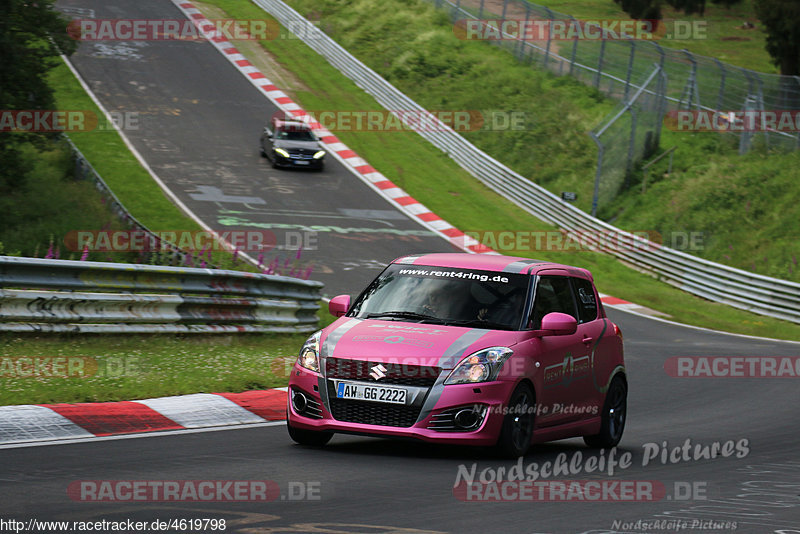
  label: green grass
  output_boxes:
[0,332,302,405]
[0,308,338,406]
[197,0,800,340]
[0,141,132,261]
[505,0,776,73]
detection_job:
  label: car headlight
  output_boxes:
[444,347,513,385]
[296,330,322,373]
[274,148,290,158]
[313,150,326,159]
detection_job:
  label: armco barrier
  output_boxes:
[251,0,800,324]
[0,256,322,333]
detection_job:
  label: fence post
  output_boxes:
[739,95,756,155]
[589,132,604,218]
[679,50,700,109]
[625,106,638,189]
[478,0,484,20]
[624,41,636,101]
[523,3,532,63]
[544,7,554,69]
[500,0,507,20]
[568,15,579,77]
[713,57,726,111]
[595,36,606,89]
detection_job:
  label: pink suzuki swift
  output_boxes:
[287,253,626,457]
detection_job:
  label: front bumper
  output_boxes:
[273,152,324,169]
[287,364,517,446]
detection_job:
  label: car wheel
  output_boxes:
[287,422,333,447]
[495,383,535,458]
[583,375,627,448]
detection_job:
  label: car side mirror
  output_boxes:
[534,312,577,336]
[328,295,351,317]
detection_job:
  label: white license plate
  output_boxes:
[336,381,407,405]
[294,160,310,165]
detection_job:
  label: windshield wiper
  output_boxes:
[444,318,512,330]
[364,311,439,322]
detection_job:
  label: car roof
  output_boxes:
[391,253,593,280]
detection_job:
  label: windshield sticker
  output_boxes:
[398,268,510,284]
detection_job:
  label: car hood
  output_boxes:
[319,318,529,370]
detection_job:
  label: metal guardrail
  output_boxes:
[0,256,322,333]
[252,0,800,324]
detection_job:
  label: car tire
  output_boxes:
[287,422,333,447]
[583,375,627,448]
[495,382,535,458]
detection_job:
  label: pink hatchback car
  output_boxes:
[287,253,626,457]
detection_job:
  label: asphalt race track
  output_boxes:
[55,0,452,297]
[2,0,798,532]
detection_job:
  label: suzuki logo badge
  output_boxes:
[370,364,387,380]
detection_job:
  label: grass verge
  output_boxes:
[0,332,303,406]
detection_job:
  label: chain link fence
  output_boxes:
[429,0,800,209]
[589,65,668,217]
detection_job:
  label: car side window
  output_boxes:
[530,276,578,329]
[572,277,598,323]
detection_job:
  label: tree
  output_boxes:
[754,0,800,75]
[614,0,742,20]
[0,0,77,193]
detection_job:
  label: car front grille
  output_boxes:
[328,397,422,428]
[325,358,440,388]
[325,358,440,427]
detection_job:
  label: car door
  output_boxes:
[525,274,588,427]
[570,276,606,421]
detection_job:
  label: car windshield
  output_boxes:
[276,128,316,141]
[349,264,531,330]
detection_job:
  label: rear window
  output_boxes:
[572,277,598,323]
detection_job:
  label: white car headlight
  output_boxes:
[296,330,322,373]
[444,347,513,385]
[313,150,326,159]
[274,148,290,158]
